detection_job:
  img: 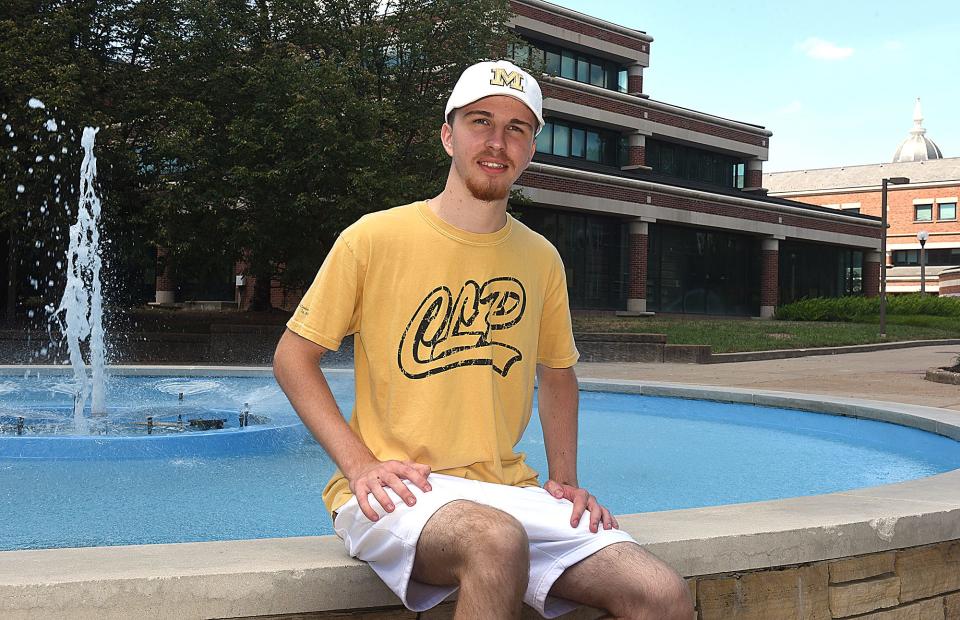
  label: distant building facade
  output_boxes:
[765,100,958,297]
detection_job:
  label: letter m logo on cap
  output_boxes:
[489,68,525,92]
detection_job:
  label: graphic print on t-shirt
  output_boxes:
[398,277,526,379]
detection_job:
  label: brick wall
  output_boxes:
[517,171,882,240]
[155,246,175,295]
[941,271,960,297]
[510,1,650,53]
[628,232,648,298]
[627,74,642,96]
[626,145,645,167]
[235,274,301,312]
[785,183,960,243]
[760,250,778,307]
[541,84,767,148]
[746,169,763,189]
[863,260,881,297]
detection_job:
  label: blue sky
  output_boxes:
[550,0,960,172]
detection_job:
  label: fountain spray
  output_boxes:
[52,126,107,426]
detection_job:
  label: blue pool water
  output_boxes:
[1,374,959,551]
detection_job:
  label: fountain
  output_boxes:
[0,101,304,456]
[50,126,106,429]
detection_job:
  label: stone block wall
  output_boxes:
[277,539,960,619]
[691,540,960,620]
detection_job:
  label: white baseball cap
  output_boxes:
[445,60,544,135]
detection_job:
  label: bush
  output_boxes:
[775,294,960,322]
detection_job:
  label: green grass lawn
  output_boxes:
[571,315,960,354]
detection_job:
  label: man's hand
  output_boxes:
[348,460,433,522]
[544,479,619,533]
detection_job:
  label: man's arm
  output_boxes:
[536,363,617,533]
[273,328,431,521]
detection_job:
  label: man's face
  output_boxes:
[441,95,538,202]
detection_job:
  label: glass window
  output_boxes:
[939,202,957,220]
[647,139,745,189]
[733,163,745,189]
[545,50,561,75]
[512,44,530,65]
[515,37,628,93]
[570,128,585,158]
[576,56,590,83]
[553,123,570,157]
[915,204,933,221]
[561,51,576,79]
[534,120,623,166]
[648,224,760,315]
[536,123,554,155]
[530,46,545,69]
[586,132,601,162]
[590,62,604,87]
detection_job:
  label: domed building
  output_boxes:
[766,99,959,297]
[892,99,944,163]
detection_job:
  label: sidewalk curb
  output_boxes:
[707,339,960,364]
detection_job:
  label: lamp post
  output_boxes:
[917,230,929,294]
[879,176,910,338]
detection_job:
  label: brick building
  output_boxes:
[156,0,885,316]
[765,100,958,297]
[503,0,881,316]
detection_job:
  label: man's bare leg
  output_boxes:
[412,500,529,620]
[549,542,694,620]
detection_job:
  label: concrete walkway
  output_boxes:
[578,344,960,412]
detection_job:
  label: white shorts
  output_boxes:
[333,473,636,618]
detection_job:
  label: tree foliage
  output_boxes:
[1,0,517,314]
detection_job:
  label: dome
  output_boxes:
[892,98,943,163]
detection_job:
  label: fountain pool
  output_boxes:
[2,368,959,552]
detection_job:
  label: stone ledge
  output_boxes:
[926,367,960,386]
[708,339,960,364]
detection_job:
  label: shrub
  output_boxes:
[775,294,960,322]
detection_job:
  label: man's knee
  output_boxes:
[648,569,694,619]
[622,562,693,619]
[457,503,529,571]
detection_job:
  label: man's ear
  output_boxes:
[440,122,454,157]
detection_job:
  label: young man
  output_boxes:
[273,60,693,619]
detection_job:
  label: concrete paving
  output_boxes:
[578,344,960,412]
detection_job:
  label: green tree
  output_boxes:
[2,0,519,317]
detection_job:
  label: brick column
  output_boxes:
[154,246,176,304]
[627,220,648,313]
[745,159,765,192]
[760,238,779,319]
[627,63,644,96]
[622,132,650,171]
[863,251,881,298]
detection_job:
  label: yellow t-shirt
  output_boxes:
[287,201,579,513]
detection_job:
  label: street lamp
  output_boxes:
[879,176,910,337]
[917,230,929,294]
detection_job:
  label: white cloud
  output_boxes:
[776,100,803,115]
[883,40,904,51]
[797,37,854,60]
